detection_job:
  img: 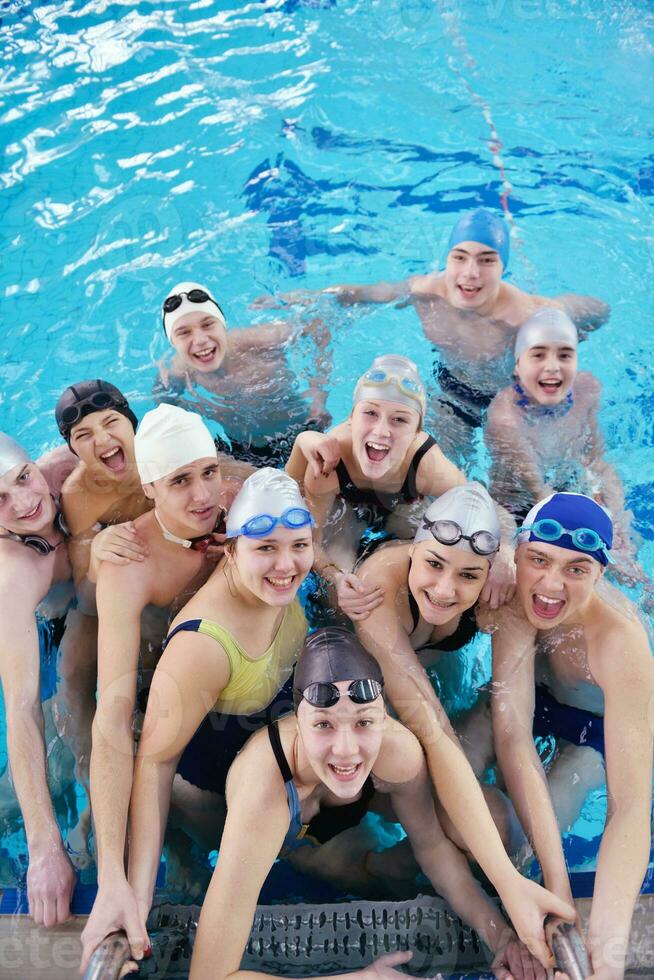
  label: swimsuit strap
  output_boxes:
[407,557,420,632]
[401,435,436,501]
[161,619,202,651]
[268,720,294,783]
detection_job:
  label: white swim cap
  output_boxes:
[514,307,578,362]
[134,405,217,484]
[353,354,426,417]
[226,467,313,538]
[162,281,227,342]
[0,433,30,480]
[414,482,501,559]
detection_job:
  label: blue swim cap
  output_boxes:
[517,492,613,567]
[448,208,510,271]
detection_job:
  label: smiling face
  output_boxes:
[515,540,602,628]
[296,684,385,799]
[350,400,421,480]
[69,409,136,479]
[144,457,222,538]
[444,240,503,313]
[232,526,314,606]
[408,538,490,625]
[0,462,55,534]
[515,342,578,405]
[171,312,228,373]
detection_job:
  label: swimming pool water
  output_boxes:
[1,0,653,890]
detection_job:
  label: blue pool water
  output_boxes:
[1,0,653,927]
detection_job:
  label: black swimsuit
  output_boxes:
[268,721,375,850]
[335,435,437,531]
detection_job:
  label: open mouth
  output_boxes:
[457,284,482,299]
[328,762,361,781]
[265,574,296,592]
[365,441,390,463]
[191,345,218,365]
[538,379,562,395]
[190,506,216,523]
[424,590,456,612]
[532,593,566,620]
[99,446,126,472]
[18,500,42,522]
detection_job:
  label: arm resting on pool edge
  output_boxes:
[128,628,231,914]
[80,562,152,971]
[356,603,574,965]
[490,608,573,905]
[585,620,654,977]
[0,573,75,927]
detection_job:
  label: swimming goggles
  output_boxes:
[517,518,614,563]
[236,506,315,539]
[58,389,130,432]
[420,517,500,556]
[362,368,425,408]
[0,510,69,556]
[299,678,384,708]
[162,289,225,325]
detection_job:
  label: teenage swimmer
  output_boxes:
[120,470,313,954]
[287,354,515,610]
[155,281,330,465]
[0,433,79,926]
[177,628,574,980]
[80,405,243,966]
[486,308,649,591]
[258,209,608,455]
[491,493,654,980]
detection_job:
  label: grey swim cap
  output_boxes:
[514,307,578,362]
[225,467,311,538]
[354,354,426,418]
[0,433,30,480]
[135,405,217,484]
[293,628,384,709]
[414,482,501,559]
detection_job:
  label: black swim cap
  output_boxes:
[55,379,138,447]
[293,628,384,710]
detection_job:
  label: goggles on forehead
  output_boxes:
[420,517,500,557]
[298,678,384,709]
[236,506,314,539]
[361,368,424,408]
[162,289,225,327]
[518,518,614,564]
[59,390,129,432]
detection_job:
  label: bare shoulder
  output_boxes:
[408,273,445,299]
[0,542,44,604]
[486,386,518,428]
[38,445,78,495]
[590,589,652,676]
[480,594,534,642]
[226,721,288,805]
[358,541,410,588]
[575,371,601,401]
[373,717,424,785]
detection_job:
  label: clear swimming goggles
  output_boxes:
[299,678,384,708]
[238,506,315,538]
[517,518,614,564]
[421,517,500,556]
[362,368,424,407]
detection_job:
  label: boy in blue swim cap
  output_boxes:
[256,208,609,460]
[488,491,654,980]
[485,310,651,594]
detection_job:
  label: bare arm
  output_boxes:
[128,631,230,912]
[553,294,610,337]
[357,593,573,963]
[491,609,572,904]
[0,564,75,927]
[586,622,654,976]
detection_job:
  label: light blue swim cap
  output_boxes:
[448,208,510,271]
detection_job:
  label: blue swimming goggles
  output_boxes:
[238,506,315,538]
[362,369,424,407]
[517,518,615,564]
